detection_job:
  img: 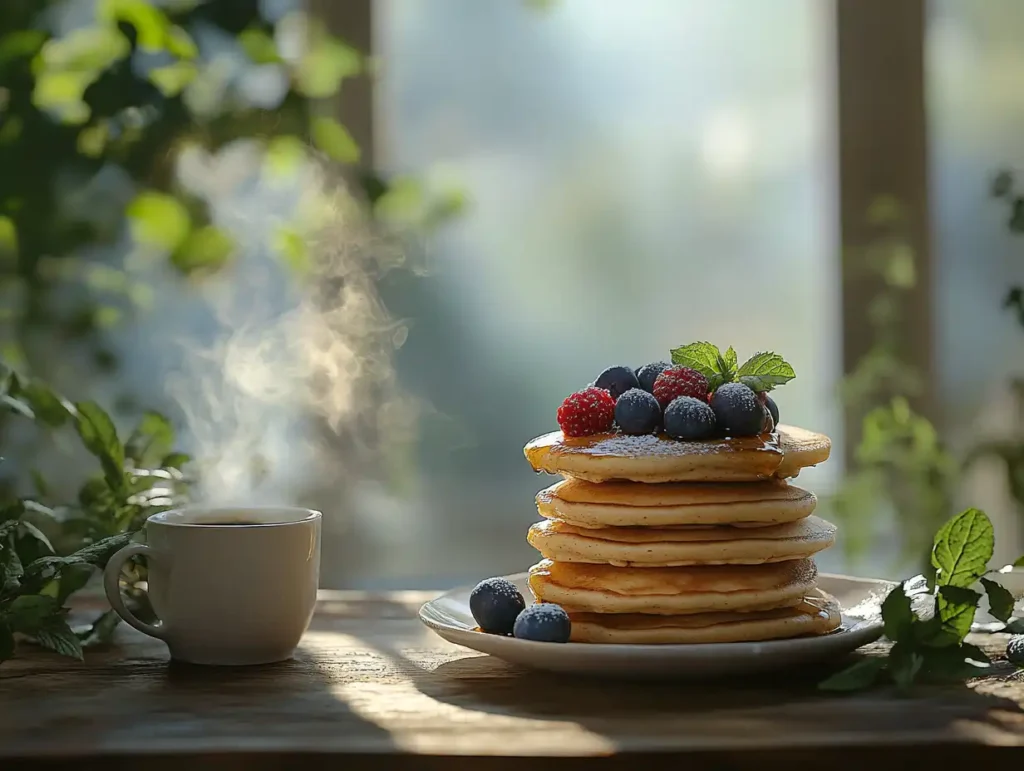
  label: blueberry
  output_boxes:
[762,393,780,428]
[470,577,526,634]
[513,603,572,643]
[614,388,662,435]
[710,383,764,436]
[594,365,640,399]
[663,396,716,440]
[635,361,670,393]
[1008,635,1024,666]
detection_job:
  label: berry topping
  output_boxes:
[652,366,709,408]
[710,382,764,436]
[663,396,716,440]
[614,388,662,435]
[594,365,640,399]
[470,577,526,635]
[635,361,670,393]
[557,387,616,437]
[513,603,572,643]
[1007,635,1024,666]
[763,393,780,428]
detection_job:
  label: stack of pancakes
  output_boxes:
[523,424,839,644]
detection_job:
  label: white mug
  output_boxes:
[103,506,322,666]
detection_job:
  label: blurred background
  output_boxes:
[1,0,1023,589]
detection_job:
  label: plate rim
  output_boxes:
[419,571,891,654]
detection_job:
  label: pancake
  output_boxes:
[527,516,836,567]
[523,424,830,484]
[567,591,841,644]
[537,478,816,528]
[527,558,817,615]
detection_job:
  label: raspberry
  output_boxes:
[652,367,709,407]
[557,386,615,437]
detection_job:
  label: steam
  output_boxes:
[165,149,414,506]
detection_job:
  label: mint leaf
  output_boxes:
[74,401,125,489]
[7,594,60,633]
[818,657,886,691]
[1012,554,1024,568]
[125,411,174,468]
[736,352,796,392]
[161,452,190,469]
[670,342,721,377]
[981,577,1016,622]
[961,643,991,664]
[0,622,13,662]
[55,562,95,604]
[17,381,70,427]
[920,645,989,682]
[936,584,981,644]
[723,346,738,373]
[881,583,915,642]
[78,608,121,647]
[32,615,84,660]
[931,508,994,588]
[889,644,924,689]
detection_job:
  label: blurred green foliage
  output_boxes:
[0,0,370,375]
[832,197,958,572]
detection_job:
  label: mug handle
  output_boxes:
[103,543,167,640]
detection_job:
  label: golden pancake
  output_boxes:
[527,558,817,615]
[567,591,841,644]
[527,516,836,567]
[523,424,830,484]
[537,478,816,528]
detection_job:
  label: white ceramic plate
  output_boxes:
[419,573,891,679]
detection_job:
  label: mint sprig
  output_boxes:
[735,351,796,392]
[820,507,1018,692]
[669,342,796,393]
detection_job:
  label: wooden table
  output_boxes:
[3,592,1024,770]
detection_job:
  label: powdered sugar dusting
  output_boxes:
[527,430,781,459]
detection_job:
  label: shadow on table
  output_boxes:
[372,640,1024,754]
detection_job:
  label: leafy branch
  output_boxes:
[669,342,795,393]
[821,507,1019,691]
[0,360,190,664]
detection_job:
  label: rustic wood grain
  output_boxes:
[3,591,1024,770]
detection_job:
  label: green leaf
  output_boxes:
[55,563,95,604]
[1004,618,1024,634]
[125,411,174,468]
[881,583,915,642]
[78,609,121,647]
[148,61,197,96]
[75,401,124,489]
[931,508,995,588]
[296,35,360,99]
[32,615,84,661]
[1012,555,1024,568]
[99,0,169,51]
[238,28,280,64]
[669,342,722,381]
[17,381,70,426]
[17,520,54,557]
[961,643,991,664]
[6,594,60,633]
[981,577,1015,623]
[171,226,234,274]
[936,584,981,645]
[311,116,361,164]
[161,452,191,470]
[888,644,924,689]
[722,346,738,376]
[920,645,990,682]
[0,622,13,662]
[31,470,49,498]
[1,393,33,419]
[127,191,191,252]
[736,352,796,392]
[818,657,886,692]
